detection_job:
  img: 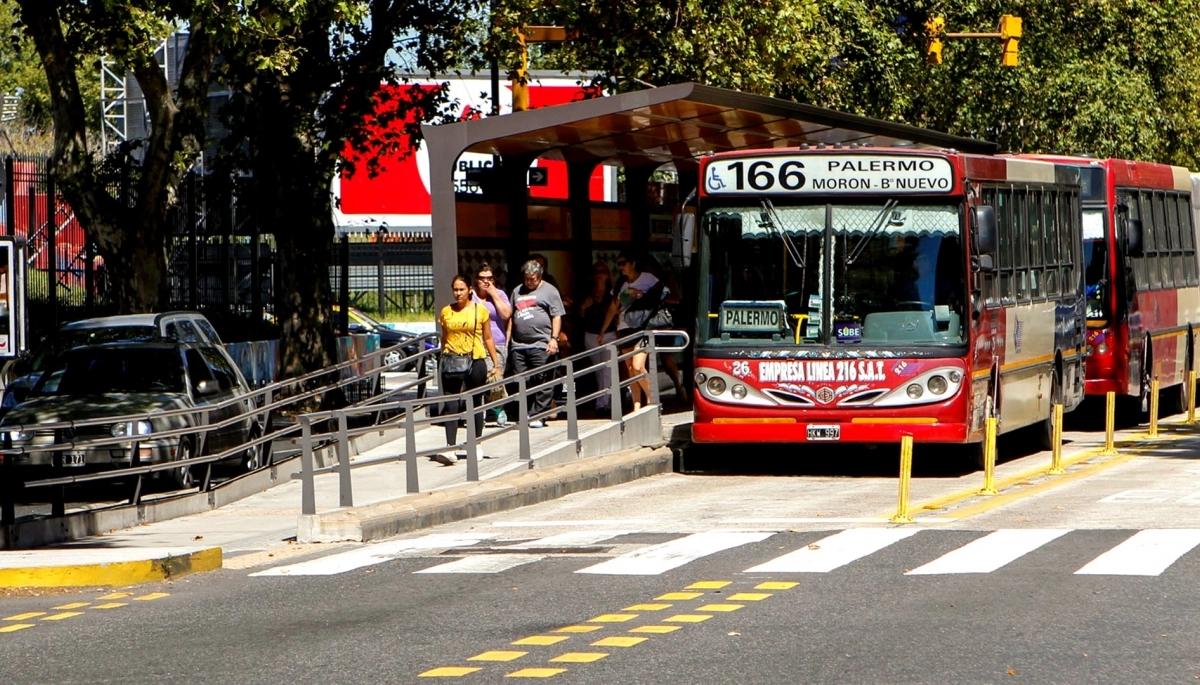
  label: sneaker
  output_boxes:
[496,409,508,427]
[454,450,468,460]
[433,453,455,466]
[529,419,545,429]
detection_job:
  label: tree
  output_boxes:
[15,0,222,313]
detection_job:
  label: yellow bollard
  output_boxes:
[1048,403,1065,475]
[1102,391,1118,455]
[891,435,914,523]
[1188,370,1197,425]
[1149,378,1160,438]
[978,416,998,495]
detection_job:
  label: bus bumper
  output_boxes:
[691,420,969,444]
[1084,377,1125,397]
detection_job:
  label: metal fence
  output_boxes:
[330,234,435,318]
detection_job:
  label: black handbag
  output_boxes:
[440,303,478,378]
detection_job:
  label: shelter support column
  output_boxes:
[423,124,467,297]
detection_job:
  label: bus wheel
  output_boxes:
[1036,371,1061,452]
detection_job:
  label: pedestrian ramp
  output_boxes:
[248,527,1200,579]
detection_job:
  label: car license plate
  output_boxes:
[64,452,86,467]
[806,425,841,441]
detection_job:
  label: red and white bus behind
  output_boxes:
[1025,157,1200,414]
[691,148,1087,457]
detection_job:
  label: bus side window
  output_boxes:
[1013,188,1029,302]
[1167,193,1184,288]
[1027,189,1043,301]
[1044,191,1060,297]
[1127,192,1148,291]
[981,188,999,307]
[1178,194,1199,286]
[997,187,1015,304]
[1154,191,1172,289]
[1142,192,1161,290]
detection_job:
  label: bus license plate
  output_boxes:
[64,452,87,467]
[807,425,840,441]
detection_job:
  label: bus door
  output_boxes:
[1116,195,1144,395]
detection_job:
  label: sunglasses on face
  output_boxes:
[477,276,493,281]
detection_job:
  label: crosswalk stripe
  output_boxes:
[906,529,1070,575]
[250,533,495,576]
[743,528,920,573]
[1075,529,1200,576]
[415,554,543,574]
[510,530,633,548]
[575,531,774,576]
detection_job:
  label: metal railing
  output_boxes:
[0,334,440,524]
[294,329,690,516]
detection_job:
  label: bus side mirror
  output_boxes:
[973,205,998,254]
[672,213,695,269]
[1125,218,1144,257]
[973,254,995,273]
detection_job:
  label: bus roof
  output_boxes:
[1016,155,1192,192]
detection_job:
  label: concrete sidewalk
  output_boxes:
[0,370,692,586]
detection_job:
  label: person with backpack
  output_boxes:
[598,251,661,412]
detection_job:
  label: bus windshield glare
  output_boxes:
[700,201,966,347]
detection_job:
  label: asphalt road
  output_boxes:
[4,406,1200,683]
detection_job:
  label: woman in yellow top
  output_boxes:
[436,274,501,465]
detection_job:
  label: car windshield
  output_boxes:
[30,326,160,373]
[699,200,965,347]
[33,348,186,396]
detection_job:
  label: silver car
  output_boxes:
[0,341,261,488]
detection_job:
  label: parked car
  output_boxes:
[0,340,263,488]
[334,306,424,369]
[0,311,221,419]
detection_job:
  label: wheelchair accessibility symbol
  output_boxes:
[707,166,727,191]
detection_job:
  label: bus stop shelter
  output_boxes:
[421,82,997,303]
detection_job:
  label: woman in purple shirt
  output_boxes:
[472,264,512,425]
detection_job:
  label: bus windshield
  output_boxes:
[700,201,966,348]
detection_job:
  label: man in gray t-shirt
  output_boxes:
[509,259,565,426]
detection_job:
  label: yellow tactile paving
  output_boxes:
[97,592,133,600]
[52,602,90,610]
[587,614,637,623]
[549,652,608,663]
[419,666,482,677]
[655,592,703,600]
[664,614,712,623]
[505,668,567,678]
[630,625,681,634]
[512,636,569,646]
[623,603,671,611]
[755,582,798,590]
[696,604,743,612]
[133,593,170,601]
[686,581,732,589]
[726,593,771,601]
[553,625,601,633]
[4,612,45,621]
[0,624,34,633]
[92,603,128,610]
[41,612,83,621]
[591,636,647,647]
[468,650,527,662]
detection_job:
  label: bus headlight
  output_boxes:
[874,366,965,407]
[949,371,962,384]
[906,384,923,399]
[731,384,747,400]
[707,377,727,395]
[928,375,948,395]
[1096,343,1109,355]
[695,371,708,385]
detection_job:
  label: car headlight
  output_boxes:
[927,375,948,395]
[6,429,30,442]
[707,377,727,395]
[112,421,153,438]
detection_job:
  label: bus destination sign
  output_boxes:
[720,300,787,333]
[704,154,955,196]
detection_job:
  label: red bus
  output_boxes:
[1022,157,1199,415]
[690,148,1087,459]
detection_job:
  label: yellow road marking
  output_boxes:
[592,636,647,647]
[133,593,170,601]
[630,625,681,634]
[664,614,711,623]
[468,651,527,662]
[554,625,601,633]
[755,582,798,590]
[550,652,608,663]
[655,592,702,600]
[727,593,771,601]
[419,666,481,677]
[505,668,566,678]
[41,612,83,621]
[686,581,731,589]
[92,603,127,610]
[513,636,569,646]
[697,604,743,612]
[97,592,132,600]
[52,602,90,610]
[0,624,34,633]
[587,614,637,623]
[623,603,671,611]
[4,612,45,621]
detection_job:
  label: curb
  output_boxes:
[0,547,223,588]
[299,447,675,543]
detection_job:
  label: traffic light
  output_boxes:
[925,16,945,65]
[1000,14,1021,67]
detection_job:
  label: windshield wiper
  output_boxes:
[759,199,805,268]
[845,200,900,266]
